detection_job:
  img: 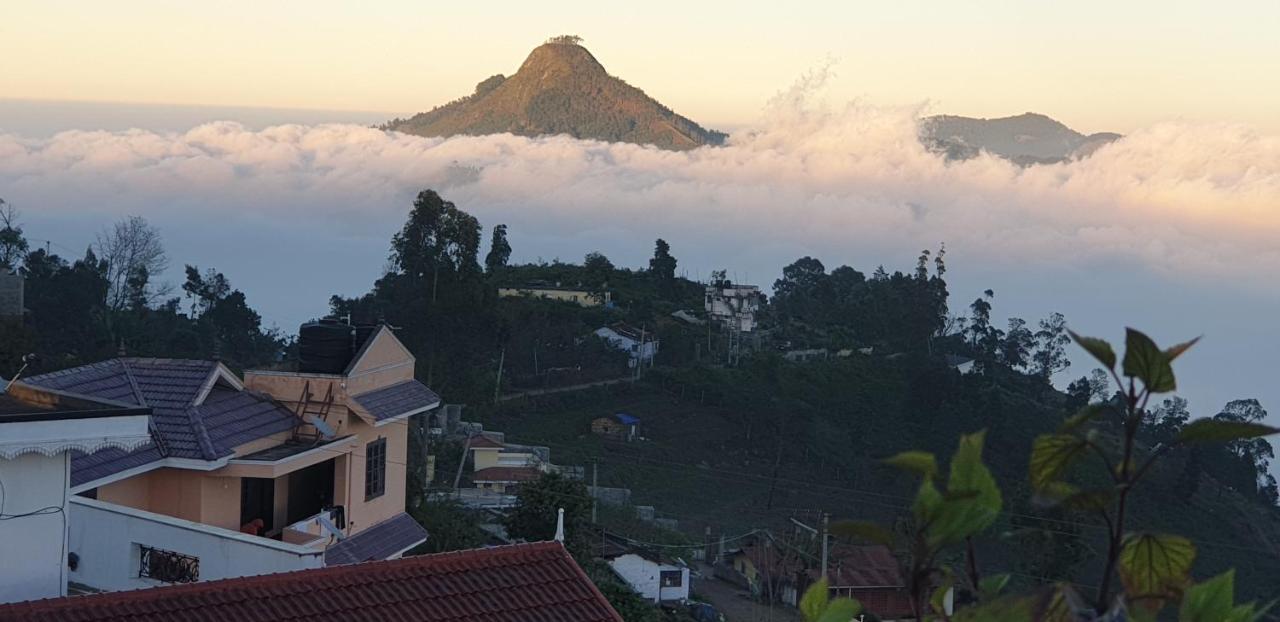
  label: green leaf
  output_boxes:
[1180,569,1235,622]
[928,431,1003,546]
[913,478,943,522]
[1164,336,1201,362]
[1176,418,1280,444]
[799,577,830,622]
[1122,328,1177,392]
[979,574,1011,601]
[1029,434,1090,490]
[1059,403,1109,434]
[1118,532,1195,601]
[815,597,862,622]
[828,520,894,545]
[1069,330,1116,370]
[883,450,938,479]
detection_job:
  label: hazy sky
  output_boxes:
[4,0,1280,133]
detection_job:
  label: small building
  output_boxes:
[472,466,543,494]
[592,413,640,442]
[608,553,690,603]
[705,284,762,332]
[818,544,914,621]
[595,323,658,367]
[499,282,611,307]
[0,380,152,604]
[0,541,624,621]
[946,354,977,375]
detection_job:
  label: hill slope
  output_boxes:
[386,37,726,150]
[921,112,1121,165]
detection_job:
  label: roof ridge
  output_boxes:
[118,359,149,408]
[181,404,221,460]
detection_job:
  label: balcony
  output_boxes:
[69,497,325,592]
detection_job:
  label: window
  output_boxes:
[365,437,387,500]
[138,545,199,583]
[660,570,683,588]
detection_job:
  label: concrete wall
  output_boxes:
[0,452,69,604]
[608,554,689,603]
[344,418,408,535]
[68,497,323,592]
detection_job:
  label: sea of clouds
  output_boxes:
[2,78,1279,418]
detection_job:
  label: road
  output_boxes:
[693,565,800,622]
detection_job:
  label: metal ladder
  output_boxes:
[293,380,336,444]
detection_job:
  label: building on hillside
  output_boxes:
[946,354,977,375]
[0,541,623,621]
[591,413,640,442]
[498,281,611,307]
[0,380,152,604]
[17,324,438,592]
[471,466,544,494]
[705,284,762,332]
[608,552,690,604]
[595,323,659,367]
[816,544,914,621]
[0,271,22,317]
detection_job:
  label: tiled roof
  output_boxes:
[349,379,440,422]
[473,466,543,483]
[324,512,428,565]
[0,542,623,622]
[468,434,505,449]
[814,544,905,588]
[25,358,295,486]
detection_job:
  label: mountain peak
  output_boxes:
[385,37,725,150]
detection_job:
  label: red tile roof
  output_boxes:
[467,434,506,449]
[0,541,622,622]
[473,466,543,483]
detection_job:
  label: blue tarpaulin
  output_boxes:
[615,413,640,425]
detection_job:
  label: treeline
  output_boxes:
[0,201,283,376]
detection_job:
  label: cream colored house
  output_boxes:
[498,283,611,307]
[21,325,438,592]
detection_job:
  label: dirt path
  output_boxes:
[498,376,632,401]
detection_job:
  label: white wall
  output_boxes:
[608,554,689,603]
[0,452,70,604]
[68,497,324,592]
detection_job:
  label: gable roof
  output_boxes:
[23,358,296,487]
[473,466,544,484]
[349,379,440,423]
[0,542,623,622]
[324,512,428,565]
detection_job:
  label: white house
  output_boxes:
[595,323,659,368]
[0,380,152,604]
[705,284,762,333]
[608,553,689,603]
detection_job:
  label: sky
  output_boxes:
[1,1,1279,424]
[3,0,1280,134]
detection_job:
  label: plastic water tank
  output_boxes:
[298,320,354,374]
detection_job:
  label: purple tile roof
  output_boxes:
[24,358,296,487]
[324,512,428,565]
[350,380,440,422]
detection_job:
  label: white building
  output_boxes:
[608,553,690,603]
[705,285,762,333]
[595,324,659,368]
[0,380,152,604]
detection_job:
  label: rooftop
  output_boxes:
[0,541,623,621]
[473,466,544,483]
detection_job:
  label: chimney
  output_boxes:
[554,508,565,543]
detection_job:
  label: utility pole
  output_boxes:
[591,460,598,523]
[820,512,830,580]
[493,347,505,404]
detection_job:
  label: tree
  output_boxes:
[408,499,487,554]
[391,190,482,302]
[1030,312,1070,379]
[1087,368,1111,402]
[504,472,592,559]
[648,238,677,282]
[485,224,511,273]
[583,251,614,288]
[96,215,169,311]
[1000,317,1034,369]
[0,199,28,271]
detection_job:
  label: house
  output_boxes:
[499,281,611,307]
[0,270,22,317]
[608,553,690,604]
[472,466,544,493]
[705,284,762,332]
[815,544,914,621]
[595,323,659,367]
[0,380,152,604]
[946,354,977,375]
[17,324,438,592]
[0,541,623,621]
[592,413,640,441]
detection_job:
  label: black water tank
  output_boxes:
[353,324,379,353]
[298,319,354,374]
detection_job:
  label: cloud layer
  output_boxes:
[2,83,1279,417]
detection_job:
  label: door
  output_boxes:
[240,477,275,533]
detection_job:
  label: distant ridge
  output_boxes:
[385,36,726,150]
[920,112,1121,165]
